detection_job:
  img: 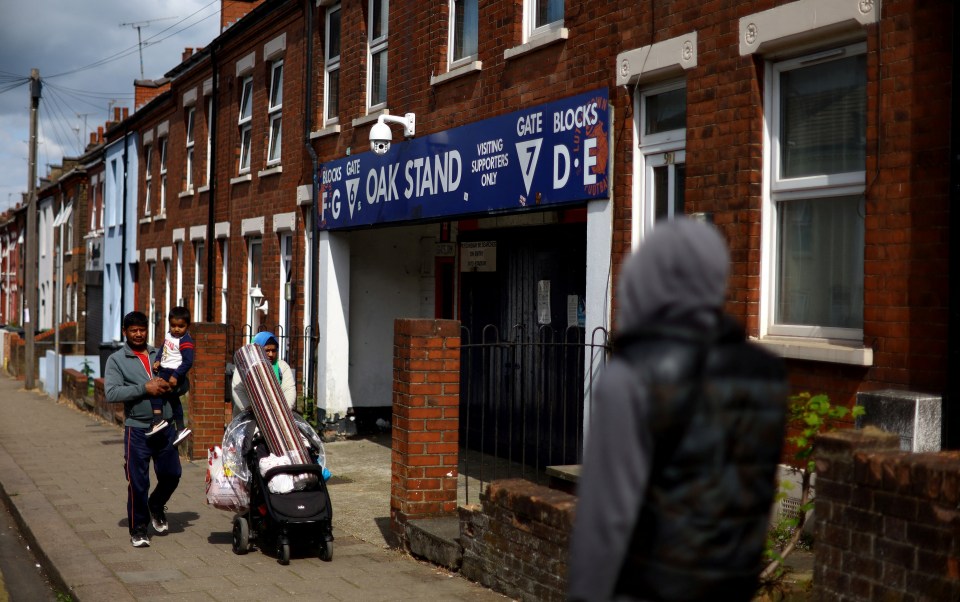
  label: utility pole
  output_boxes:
[24,68,40,390]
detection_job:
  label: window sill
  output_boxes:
[153,213,167,223]
[258,165,282,178]
[753,336,874,366]
[504,28,569,61]
[230,174,253,185]
[178,189,194,199]
[431,61,483,86]
[138,216,152,225]
[352,110,388,128]
[197,185,210,193]
[310,124,341,139]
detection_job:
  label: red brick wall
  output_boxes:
[390,318,460,537]
[221,0,266,32]
[303,0,952,408]
[814,428,960,600]
[189,322,230,460]
[460,479,575,602]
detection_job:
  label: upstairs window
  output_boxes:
[158,137,168,216]
[267,61,283,165]
[449,0,478,67]
[143,145,152,216]
[526,0,563,40]
[325,4,341,123]
[367,0,389,110]
[185,107,195,191]
[238,76,253,173]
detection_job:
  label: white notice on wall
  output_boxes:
[538,280,551,325]
[567,295,579,328]
[460,241,497,272]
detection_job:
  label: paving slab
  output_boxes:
[0,374,510,601]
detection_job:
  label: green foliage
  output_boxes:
[80,358,95,396]
[759,392,865,588]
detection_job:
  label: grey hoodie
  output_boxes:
[568,219,787,601]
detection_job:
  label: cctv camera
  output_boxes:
[370,120,393,156]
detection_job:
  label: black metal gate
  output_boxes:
[458,324,609,504]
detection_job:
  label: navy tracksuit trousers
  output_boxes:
[124,424,181,535]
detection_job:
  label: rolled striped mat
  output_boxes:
[233,344,310,466]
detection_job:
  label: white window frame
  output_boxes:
[185,106,195,191]
[220,238,229,322]
[194,240,205,322]
[148,261,157,345]
[64,201,74,253]
[524,0,564,41]
[89,176,100,231]
[267,61,283,165]
[279,232,293,362]
[448,0,478,68]
[97,180,104,230]
[367,0,389,111]
[324,4,341,124]
[632,80,687,245]
[247,237,263,331]
[205,96,213,186]
[238,76,253,173]
[143,145,152,216]
[761,41,867,343]
[175,241,184,307]
[163,258,171,332]
[158,137,168,216]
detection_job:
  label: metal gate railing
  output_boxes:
[458,324,609,505]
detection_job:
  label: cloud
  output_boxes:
[0,0,220,211]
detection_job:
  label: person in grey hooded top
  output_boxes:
[568,219,788,601]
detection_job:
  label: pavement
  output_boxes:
[0,374,509,601]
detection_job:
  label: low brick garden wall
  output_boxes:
[814,427,960,600]
[459,479,575,602]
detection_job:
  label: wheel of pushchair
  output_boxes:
[277,538,291,565]
[232,516,250,555]
[319,539,333,562]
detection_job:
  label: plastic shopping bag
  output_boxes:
[205,446,249,513]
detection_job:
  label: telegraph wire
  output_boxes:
[46,1,220,79]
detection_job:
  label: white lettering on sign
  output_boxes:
[516,112,543,136]
[346,178,360,218]
[515,139,543,196]
[403,151,463,199]
[553,102,600,133]
[366,164,400,205]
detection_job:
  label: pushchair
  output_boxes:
[226,411,334,564]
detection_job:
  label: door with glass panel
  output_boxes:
[644,150,686,229]
[636,82,687,238]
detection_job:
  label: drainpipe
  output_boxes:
[303,0,320,405]
[946,4,959,449]
[119,131,129,330]
[206,46,218,322]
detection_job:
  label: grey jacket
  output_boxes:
[568,220,788,601]
[104,343,171,428]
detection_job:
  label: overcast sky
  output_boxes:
[0,0,222,213]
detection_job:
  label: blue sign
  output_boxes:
[319,88,610,230]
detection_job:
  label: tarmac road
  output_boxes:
[0,493,58,601]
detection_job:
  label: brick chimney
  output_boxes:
[221,0,266,32]
[134,79,171,111]
[182,47,194,62]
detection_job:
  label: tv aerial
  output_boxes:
[119,16,179,79]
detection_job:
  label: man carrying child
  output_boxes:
[148,306,194,446]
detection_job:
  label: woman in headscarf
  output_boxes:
[231,331,297,414]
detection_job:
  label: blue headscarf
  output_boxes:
[251,331,281,382]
